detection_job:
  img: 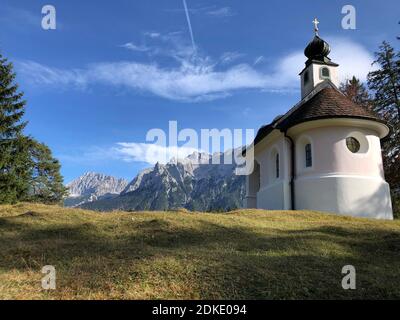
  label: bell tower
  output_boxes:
[300,18,339,99]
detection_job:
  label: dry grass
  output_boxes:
[0,203,399,299]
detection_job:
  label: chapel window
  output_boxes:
[346,137,361,153]
[320,67,330,79]
[305,143,312,167]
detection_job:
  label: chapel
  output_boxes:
[244,20,393,219]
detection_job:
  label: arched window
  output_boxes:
[275,153,280,178]
[320,67,330,79]
[296,136,313,173]
[305,143,312,167]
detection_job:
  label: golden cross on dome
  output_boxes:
[312,18,319,36]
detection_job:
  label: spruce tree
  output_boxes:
[0,52,67,204]
[367,41,400,121]
[0,53,30,203]
[367,41,400,217]
[28,139,67,203]
[0,54,26,137]
[340,76,374,111]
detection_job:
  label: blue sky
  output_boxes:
[0,0,399,183]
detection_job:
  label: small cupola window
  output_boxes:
[320,67,330,79]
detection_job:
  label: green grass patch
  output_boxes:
[0,203,399,299]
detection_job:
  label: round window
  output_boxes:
[346,137,360,153]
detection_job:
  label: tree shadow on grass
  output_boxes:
[0,213,399,299]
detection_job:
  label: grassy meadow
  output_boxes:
[0,203,399,299]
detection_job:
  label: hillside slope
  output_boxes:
[0,203,399,299]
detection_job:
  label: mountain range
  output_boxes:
[64,172,128,207]
[65,151,246,211]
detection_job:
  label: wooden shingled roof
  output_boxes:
[251,83,386,148]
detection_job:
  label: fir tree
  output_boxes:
[367,41,400,121]
[367,41,400,216]
[28,139,67,203]
[0,53,30,203]
[0,54,27,137]
[0,52,66,204]
[340,76,374,111]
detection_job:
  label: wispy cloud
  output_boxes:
[16,37,375,102]
[327,37,378,82]
[57,146,121,165]
[16,60,87,88]
[17,59,267,101]
[143,31,161,39]
[206,7,235,18]
[122,31,194,62]
[166,5,235,18]
[220,52,244,65]
[0,6,39,29]
[120,42,151,52]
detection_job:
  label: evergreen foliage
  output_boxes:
[340,76,374,111]
[367,41,400,217]
[0,53,66,204]
[340,41,400,217]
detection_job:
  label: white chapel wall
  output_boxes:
[255,134,291,210]
[292,124,393,219]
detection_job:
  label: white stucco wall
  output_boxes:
[291,122,393,219]
[256,179,292,210]
[293,126,385,179]
[295,175,393,219]
[300,63,339,98]
[245,162,259,208]
[246,119,393,219]
[251,134,292,210]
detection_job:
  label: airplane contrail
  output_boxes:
[182,0,196,53]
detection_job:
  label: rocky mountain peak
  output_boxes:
[65,172,128,207]
[75,150,245,212]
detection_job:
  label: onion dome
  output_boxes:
[303,35,338,67]
[304,35,330,61]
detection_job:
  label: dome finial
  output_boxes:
[312,18,320,36]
